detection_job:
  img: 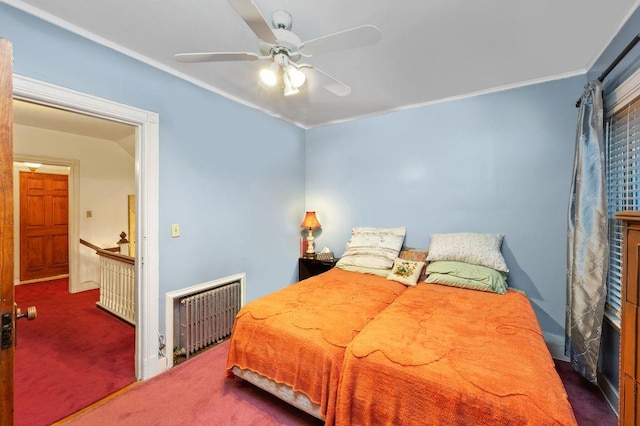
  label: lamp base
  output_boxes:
[305,231,315,259]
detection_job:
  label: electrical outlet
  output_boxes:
[171,224,180,238]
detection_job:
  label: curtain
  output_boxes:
[565,81,609,384]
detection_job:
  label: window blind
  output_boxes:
[606,93,640,317]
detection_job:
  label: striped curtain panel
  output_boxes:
[565,81,609,384]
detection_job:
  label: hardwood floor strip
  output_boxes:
[53,381,141,425]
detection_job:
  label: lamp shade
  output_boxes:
[300,211,321,229]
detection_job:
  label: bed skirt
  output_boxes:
[231,366,323,420]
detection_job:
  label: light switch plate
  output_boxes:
[171,224,180,238]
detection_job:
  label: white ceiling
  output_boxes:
[13,100,136,155]
[7,0,640,128]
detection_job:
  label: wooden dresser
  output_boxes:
[616,211,640,425]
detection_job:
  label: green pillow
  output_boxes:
[425,261,508,294]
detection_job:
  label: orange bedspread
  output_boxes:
[336,284,577,425]
[225,268,406,423]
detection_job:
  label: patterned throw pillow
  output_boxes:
[398,247,429,282]
[426,233,508,272]
[387,258,426,286]
[337,227,406,270]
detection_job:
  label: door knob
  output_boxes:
[16,305,37,321]
[5,304,37,348]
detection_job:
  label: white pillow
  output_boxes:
[426,233,509,272]
[387,258,426,286]
[336,227,406,269]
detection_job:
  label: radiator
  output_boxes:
[179,281,241,359]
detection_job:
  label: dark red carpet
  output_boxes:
[14,278,135,426]
[554,359,617,425]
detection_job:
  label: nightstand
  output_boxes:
[298,257,339,281]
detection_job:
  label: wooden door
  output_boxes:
[19,172,69,281]
[0,38,15,426]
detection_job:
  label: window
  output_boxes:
[606,92,640,320]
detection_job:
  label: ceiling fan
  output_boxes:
[175,0,382,97]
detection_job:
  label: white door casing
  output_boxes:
[13,74,163,379]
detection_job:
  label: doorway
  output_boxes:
[13,100,136,291]
[12,75,163,383]
[12,101,139,422]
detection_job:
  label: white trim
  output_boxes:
[164,273,246,369]
[604,305,622,331]
[13,74,161,380]
[305,69,586,129]
[544,332,568,361]
[604,64,640,114]
[597,370,620,416]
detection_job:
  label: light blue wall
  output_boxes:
[1,4,306,330]
[306,76,586,337]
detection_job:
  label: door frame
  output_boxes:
[13,74,163,379]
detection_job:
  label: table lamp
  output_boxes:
[300,211,321,258]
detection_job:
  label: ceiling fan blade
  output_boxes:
[301,25,382,57]
[174,52,261,63]
[299,65,351,97]
[227,0,278,44]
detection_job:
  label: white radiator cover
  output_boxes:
[164,273,246,369]
[179,281,241,359]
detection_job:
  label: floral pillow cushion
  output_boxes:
[386,258,426,286]
[398,247,429,282]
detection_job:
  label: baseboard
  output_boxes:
[53,381,141,424]
[73,280,99,293]
[545,332,568,361]
[18,274,69,286]
[157,355,168,374]
[546,333,619,416]
[597,370,619,416]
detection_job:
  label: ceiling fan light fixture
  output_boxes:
[283,71,299,96]
[259,66,278,87]
[286,65,306,88]
[176,5,382,102]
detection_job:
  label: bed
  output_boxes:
[226,229,577,425]
[226,267,406,422]
[335,283,577,425]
